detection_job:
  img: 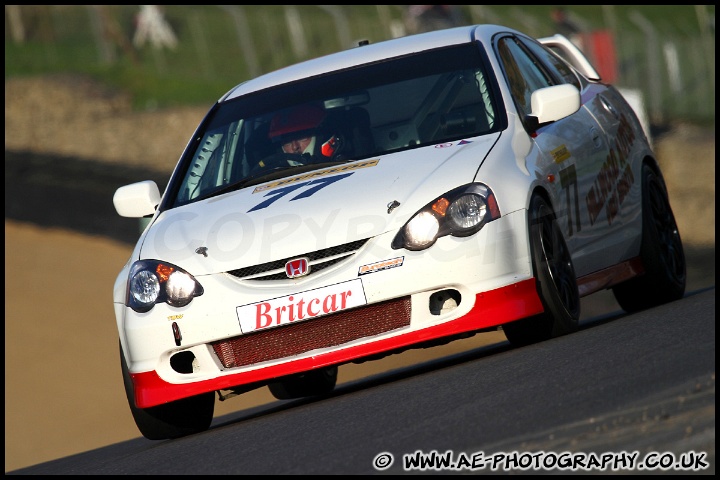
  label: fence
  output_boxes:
[5,5,715,125]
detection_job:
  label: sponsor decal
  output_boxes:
[285,257,310,278]
[435,142,453,148]
[551,144,571,163]
[237,279,367,333]
[358,257,404,276]
[252,159,380,193]
[585,114,636,226]
[560,113,637,236]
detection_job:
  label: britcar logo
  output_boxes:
[236,279,367,333]
[285,257,310,278]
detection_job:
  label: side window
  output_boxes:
[496,37,553,118]
[519,37,581,90]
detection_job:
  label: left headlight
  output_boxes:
[126,260,204,313]
[392,183,501,251]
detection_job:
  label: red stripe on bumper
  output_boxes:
[132,278,543,408]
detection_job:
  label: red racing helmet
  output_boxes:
[268,104,327,141]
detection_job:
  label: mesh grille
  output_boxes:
[212,296,411,368]
[227,238,369,281]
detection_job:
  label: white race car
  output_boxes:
[113,24,686,439]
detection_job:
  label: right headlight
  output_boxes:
[126,260,204,313]
[392,183,501,251]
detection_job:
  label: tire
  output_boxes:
[120,342,214,440]
[268,366,338,400]
[612,164,686,312]
[503,195,580,347]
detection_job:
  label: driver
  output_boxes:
[266,103,341,162]
[269,103,324,156]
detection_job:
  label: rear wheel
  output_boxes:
[503,195,580,347]
[612,164,686,312]
[120,342,214,440]
[268,366,338,400]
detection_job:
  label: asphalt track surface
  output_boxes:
[5,150,715,475]
[7,290,715,475]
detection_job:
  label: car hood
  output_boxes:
[140,134,500,275]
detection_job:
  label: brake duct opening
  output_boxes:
[429,289,461,315]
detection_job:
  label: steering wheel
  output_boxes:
[251,152,306,174]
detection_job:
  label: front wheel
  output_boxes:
[612,164,686,312]
[268,366,338,400]
[120,342,214,440]
[503,195,580,347]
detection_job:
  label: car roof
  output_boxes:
[221,24,517,102]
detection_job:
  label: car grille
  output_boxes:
[226,238,369,281]
[211,296,411,368]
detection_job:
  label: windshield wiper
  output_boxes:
[200,166,297,200]
[194,159,355,202]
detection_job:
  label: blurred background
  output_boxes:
[5,5,715,473]
[5,5,715,124]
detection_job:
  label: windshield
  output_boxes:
[168,43,501,208]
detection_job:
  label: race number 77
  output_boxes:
[559,164,581,237]
[248,173,354,212]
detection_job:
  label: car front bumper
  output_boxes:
[117,209,542,408]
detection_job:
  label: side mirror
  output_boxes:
[525,84,581,132]
[113,181,161,218]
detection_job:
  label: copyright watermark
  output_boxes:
[372,449,709,472]
[373,452,394,470]
[146,208,526,266]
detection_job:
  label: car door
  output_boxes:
[494,34,613,278]
[524,35,644,275]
